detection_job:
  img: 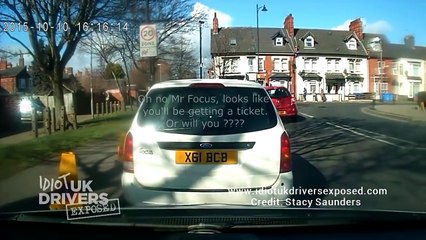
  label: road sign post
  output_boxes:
[139,24,158,57]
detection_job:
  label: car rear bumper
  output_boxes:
[122,171,293,207]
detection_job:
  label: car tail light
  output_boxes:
[280,132,292,173]
[122,132,134,173]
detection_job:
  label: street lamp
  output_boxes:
[199,20,205,79]
[371,37,383,100]
[90,33,94,119]
[256,4,267,82]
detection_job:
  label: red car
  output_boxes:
[265,86,298,121]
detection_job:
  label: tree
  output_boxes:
[211,30,235,78]
[104,63,125,79]
[164,34,197,79]
[110,0,206,86]
[0,0,127,130]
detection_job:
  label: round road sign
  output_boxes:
[140,26,156,41]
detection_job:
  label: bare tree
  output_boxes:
[0,0,127,130]
[163,34,197,79]
[114,0,206,86]
[211,30,235,78]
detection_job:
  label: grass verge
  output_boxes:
[0,111,135,181]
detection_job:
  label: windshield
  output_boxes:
[267,88,292,98]
[137,87,277,135]
[0,0,426,229]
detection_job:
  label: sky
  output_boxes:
[1,0,425,72]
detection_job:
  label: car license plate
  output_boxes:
[175,150,237,164]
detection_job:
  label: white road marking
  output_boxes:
[326,121,401,147]
[299,112,315,118]
[339,124,418,145]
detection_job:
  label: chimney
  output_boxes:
[284,14,294,38]
[404,35,415,48]
[349,18,363,40]
[0,59,6,70]
[19,53,24,67]
[212,12,219,34]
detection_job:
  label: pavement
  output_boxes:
[0,114,94,146]
[361,102,426,123]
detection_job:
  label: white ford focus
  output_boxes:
[121,79,293,206]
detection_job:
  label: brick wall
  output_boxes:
[0,77,16,94]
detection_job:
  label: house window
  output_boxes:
[410,62,421,76]
[348,38,357,50]
[281,59,288,72]
[229,38,237,46]
[349,61,355,73]
[230,58,239,73]
[327,59,340,72]
[327,60,332,73]
[353,83,360,93]
[381,82,388,92]
[248,57,254,72]
[309,82,317,93]
[335,60,340,72]
[304,36,314,48]
[258,58,264,72]
[312,60,317,72]
[304,59,310,71]
[399,64,404,75]
[392,62,398,75]
[355,61,360,72]
[273,58,280,72]
[304,58,317,72]
[275,37,283,46]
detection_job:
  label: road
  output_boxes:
[285,102,426,211]
[0,102,425,213]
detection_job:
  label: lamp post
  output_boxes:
[90,33,94,119]
[256,4,267,83]
[199,20,205,79]
[371,37,383,100]
[157,63,162,82]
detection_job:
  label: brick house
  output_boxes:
[0,56,30,95]
[353,18,426,100]
[210,12,296,93]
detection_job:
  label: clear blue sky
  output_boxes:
[197,0,426,46]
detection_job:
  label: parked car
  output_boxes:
[265,86,298,121]
[19,98,44,121]
[120,79,293,206]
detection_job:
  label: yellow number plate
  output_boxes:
[175,150,237,164]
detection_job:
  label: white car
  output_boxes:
[121,79,293,206]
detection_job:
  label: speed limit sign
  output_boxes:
[140,24,157,57]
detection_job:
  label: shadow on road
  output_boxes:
[291,154,328,202]
[281,115,307,124]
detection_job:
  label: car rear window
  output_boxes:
[137,87,278,135]
[266,88,291,98]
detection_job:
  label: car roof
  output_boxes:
[149,79,264,90]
